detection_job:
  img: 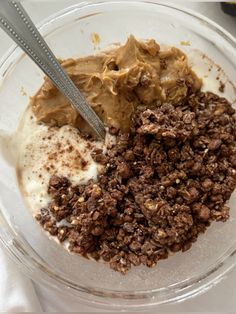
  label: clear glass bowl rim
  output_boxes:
[0,0,236,310]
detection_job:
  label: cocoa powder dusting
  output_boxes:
[36,91,236,274]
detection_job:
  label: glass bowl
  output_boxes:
[0,1,236,310]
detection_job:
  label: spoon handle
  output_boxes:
[0,0,106,139]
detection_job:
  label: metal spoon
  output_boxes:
[0,0,106,139]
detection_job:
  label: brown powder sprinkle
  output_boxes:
[35,91,236,274]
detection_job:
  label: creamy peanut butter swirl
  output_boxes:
[31,36,202,133]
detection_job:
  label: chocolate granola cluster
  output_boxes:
[36,92,236,273]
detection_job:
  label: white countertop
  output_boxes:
[0,1,236,312]
[0,1,235,56]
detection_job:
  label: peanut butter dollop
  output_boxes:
[31,36,202,133]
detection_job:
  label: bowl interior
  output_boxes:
[0,0,236,307]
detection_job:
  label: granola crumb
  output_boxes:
[219,80,225,93]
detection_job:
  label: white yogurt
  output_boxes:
[16,108,105,213]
